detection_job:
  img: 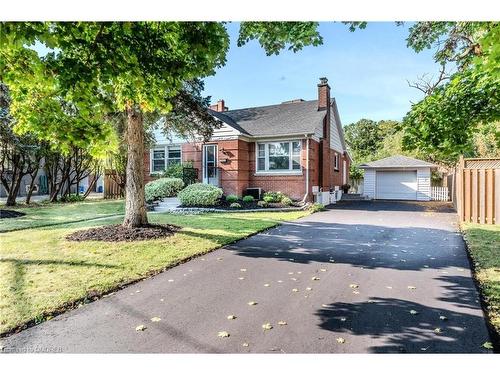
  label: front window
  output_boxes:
[152,149,165,172]
[151,146,182,172]
[334,153,339,170]
[256,141,301,172]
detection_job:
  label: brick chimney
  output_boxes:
[209,99,228,112]
[317,77,330,111]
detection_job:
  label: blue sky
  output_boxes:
[203,22,441,125]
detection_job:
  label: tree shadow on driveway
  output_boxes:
[315,297,490,353]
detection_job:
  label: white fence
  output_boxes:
[431,186,449,201]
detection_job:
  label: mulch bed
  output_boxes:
[65,223,179,242]
[0,209,26,219]
[181,200,301,211]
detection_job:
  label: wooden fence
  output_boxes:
[454,157,500,225]
[104,170,124,199]
[431,186,449,201]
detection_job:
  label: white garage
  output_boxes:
[360,155,435,201]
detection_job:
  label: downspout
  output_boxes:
[301,135,310,203]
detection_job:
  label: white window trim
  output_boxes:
[150,144,182,174]
[255,140,302,175]
[334,153,339,170]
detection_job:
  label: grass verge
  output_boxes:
[0,210,307,335]
[461,223,500,351]
[0,199,124,232]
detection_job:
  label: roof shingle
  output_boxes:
[359,155,435,168]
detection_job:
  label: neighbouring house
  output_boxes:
[359,155,436,201]
[145,77,350,201]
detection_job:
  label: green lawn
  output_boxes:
[0,209,307,335]
[462,223,500,339]
[0,199,125,232]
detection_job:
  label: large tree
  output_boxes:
[1,22,322,227]
[401,22,500,162]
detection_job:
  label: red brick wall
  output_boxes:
[144,136,347,202]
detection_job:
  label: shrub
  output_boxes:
[263,191,286,203]
[281,196,293,206]
[226,194,239,204]
[257,200,269,208]
[162,161,196,186]
[60,194,85,203]
[309,203,325,213]
[145,178,184,203]
[242,195,254,203]
[230,202,242,209]
[178,183,223,206]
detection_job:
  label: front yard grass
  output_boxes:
[0,199,125,232]
[462,223,500,342]
[0,210,307,335]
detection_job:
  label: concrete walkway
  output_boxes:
[0,201,492,353]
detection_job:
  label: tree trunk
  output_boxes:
[5,173,22,206]
[25,168,39,204]
[122,105,148,228]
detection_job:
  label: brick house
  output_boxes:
[145,77,350,202]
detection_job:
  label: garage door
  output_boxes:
[376,171,417,200]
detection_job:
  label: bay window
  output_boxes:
[256,141,302,172]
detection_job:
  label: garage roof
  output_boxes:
[359,155,436,169]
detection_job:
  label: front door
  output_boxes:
[203,144,219,186]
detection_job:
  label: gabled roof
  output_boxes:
[220,100,326,137]
[359,155,435,169]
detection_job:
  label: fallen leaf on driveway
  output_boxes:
[367,300,376,303]
[160,299,164,302]
[135,325,147,331]
[349,284,359,289]
[320,269,327,272]
[297,271,302,274]
[288,272,294,275]
[168,279,174,282]
[217,257,223,261]
[292,288,299,292]
[483,341,493,349]
[262,323,273,330]
[238,277,245,280]
[136,290,141,293]
[352,291,360,294]
[306,287,312,291]
[289,258,295,261]
[240,268,247,272]
[407,286,416,290]
[291,277,297,281]
[264,283,270,287]
[151,317,161,322]
[242,342,249,347]
[340,317,347,322]
[434,328,442,334]
[439,315,448,321]
[312,277,320,281]
[277,280,283,283]
[336,337,346,344]
[227,315,237,320]
[248,301,257,306]
[410,310,418,315]
[321,304,329,308]
[329,259,335,263]
[218,331,230,338]
[386,286,393,289]
[278,321,287,325]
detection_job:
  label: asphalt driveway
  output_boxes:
[0,201,492,353]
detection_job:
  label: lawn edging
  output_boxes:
[460,224,500,353]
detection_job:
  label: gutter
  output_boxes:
[301,135,310,203]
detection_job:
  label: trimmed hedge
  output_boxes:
[242,195,254,203]
[226,194,239,204]
[145,178,184,203]
[263,191,286,203]
[178,183,223,207]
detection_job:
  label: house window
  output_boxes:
[256,141,301,172]
[334,153,339,170]
[151,146,182,172]
[152,149,166,172]
[167,147,181,166]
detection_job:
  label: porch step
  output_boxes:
[154,197,181,212]
[341,193,368,201]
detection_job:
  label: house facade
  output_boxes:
[145,77,350,201]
